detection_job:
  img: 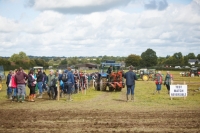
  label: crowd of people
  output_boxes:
[5,66,173,103]
[6,67,94,102]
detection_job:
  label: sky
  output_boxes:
[0,0,200,57]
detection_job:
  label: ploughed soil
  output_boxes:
[0,90,200,133]
[0,108,199,133]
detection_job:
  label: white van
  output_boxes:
[175,66,181,69]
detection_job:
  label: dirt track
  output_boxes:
[0,109,199,133]
[0,87,200,133]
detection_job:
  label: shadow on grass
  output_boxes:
[112,99,126,102]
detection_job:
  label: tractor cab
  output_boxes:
[0,66,5,79]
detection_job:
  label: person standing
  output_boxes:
[10,69,18,102]
[164,71,172,94]
[47,69,56,100]
[65,67,75,101]
[6,70,12,99]
[27,69,36,102]
[124,66,137,102]
[154,71,163,94]
[15,67,28,102]
[36,68,44,98]
[73,70,80,93]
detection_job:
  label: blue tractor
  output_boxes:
[94,61,125,91]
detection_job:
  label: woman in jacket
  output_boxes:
[28,70,36,102]
[164,71,172,94]
[10,69,18,102]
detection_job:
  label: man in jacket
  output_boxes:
[36,68,44,98]
[46,69,56,100]
[65,67,74,101]
[124,66,137,102]
[15,67,28,102]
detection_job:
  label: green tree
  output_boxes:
[173,52,184,65]
[9,54,20,62]
[187,53,196,59]
[125,54,141,67]
[9,51,29,62]
[60,59,68,65]
[196,54,200,60]
[141,48,157,67]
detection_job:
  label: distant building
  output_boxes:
[188,59,199,65]
[76,63,98,70]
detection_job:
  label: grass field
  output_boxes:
[0,70,200,132]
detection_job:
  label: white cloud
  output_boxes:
[0,0,200,57]
[0,16,19,32]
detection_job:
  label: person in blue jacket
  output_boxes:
[61,67,74,101]
[124,66,137,102]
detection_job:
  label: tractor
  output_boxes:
[0,66,5,91]
[136,68,156,81]
[190,67,200,77]
[94,60,125,91]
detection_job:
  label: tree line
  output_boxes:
[0,49,200,71]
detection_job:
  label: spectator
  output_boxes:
[10,69,18,102]
[124,66,137,102]
[164,71,172,94]
[6,70,12,99]
[154,71,163,94]
[62,67,74,101]
[36,68,44,98]
[27,69,36,102]
[15,67,28,102]
[42,72,47,92]
[47,69,56,100]
[73,70,80,93]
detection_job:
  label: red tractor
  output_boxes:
[108,70,125,91]
[94,60,125,91]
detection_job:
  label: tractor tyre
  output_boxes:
[94,82,100,91]
[142,75,149,81]
[115,87,122,91]
[100,78,107,91]
[109,87,114,92]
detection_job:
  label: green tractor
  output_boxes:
[136,69,156,81]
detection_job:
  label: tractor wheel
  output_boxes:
[0,83,2,91]
[142,75,149,81]
[109,87,114,92]
[100,78,107,91]
[94,82,100,91]
[115,87,122,91]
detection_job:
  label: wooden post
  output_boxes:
[57,81,60,101]
[78,80,79,94]
[184,81,186,100]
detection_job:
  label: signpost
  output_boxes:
[170,84,187,100]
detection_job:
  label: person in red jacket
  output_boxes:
[15,67,28,102]
[154,71,163,94]
[10,69,18,102]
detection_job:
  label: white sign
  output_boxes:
[170,85,187,97]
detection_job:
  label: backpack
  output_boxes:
[62,72,68,82]
[50,78,56,87]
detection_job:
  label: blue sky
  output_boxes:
[0,0,199,57]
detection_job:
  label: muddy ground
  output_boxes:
[0,108,199,133]
[0,89,200,133]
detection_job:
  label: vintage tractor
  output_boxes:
[0,66,5,91]
[136,68,156,81]
[190,67,200,77]
[94,61,125,91]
